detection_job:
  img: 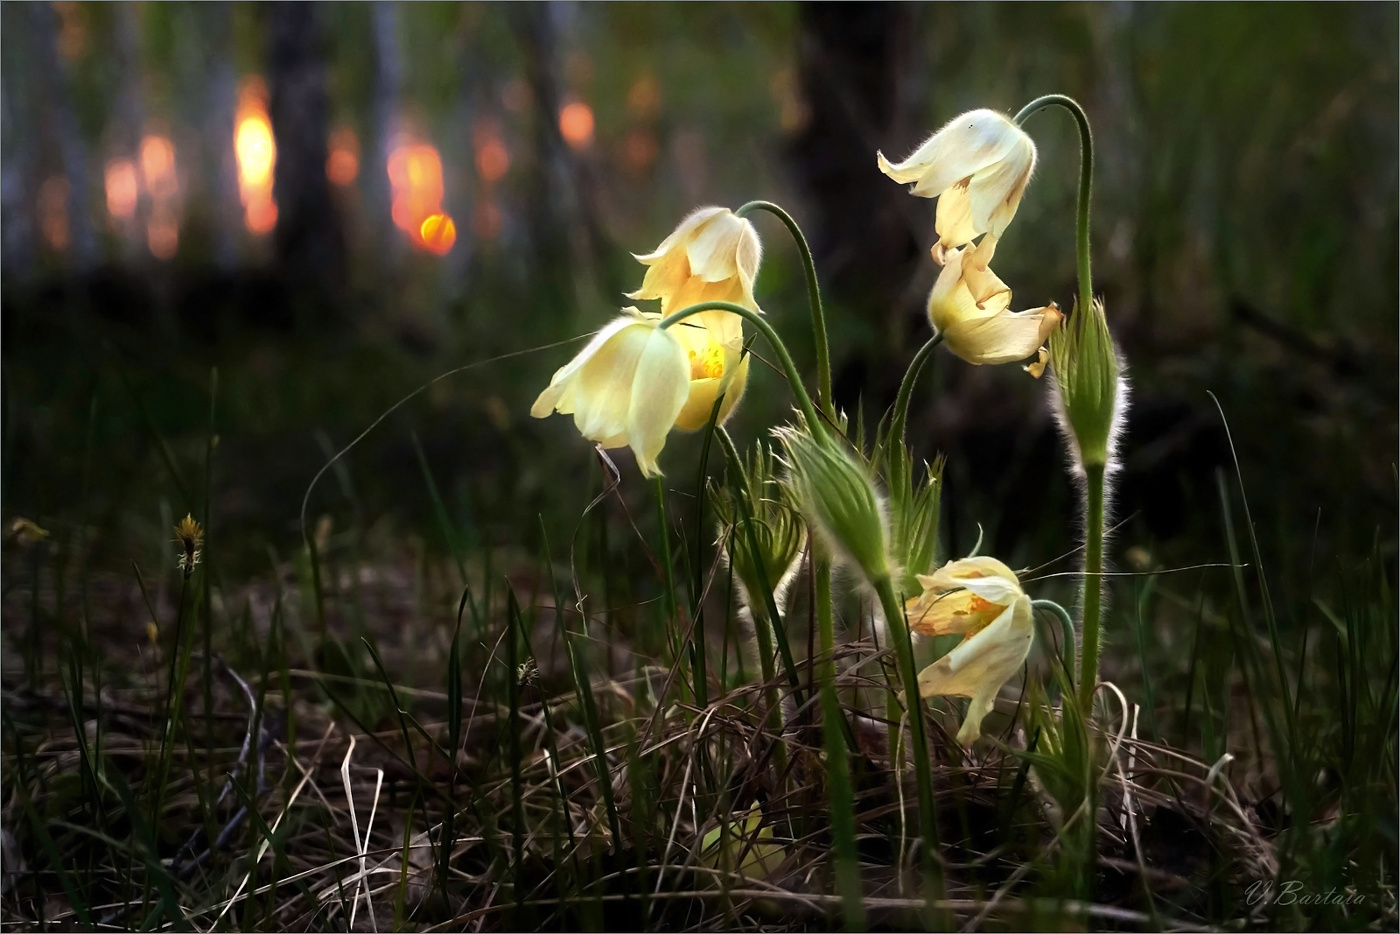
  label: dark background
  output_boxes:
[3,2,1396,608]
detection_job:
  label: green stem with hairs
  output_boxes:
[872,574,945,908]
[1014,94,1104,715]
[1077,463,1106,713]
[734,200,833,420]
[1013,94,1093,318]
[659,301,823,438]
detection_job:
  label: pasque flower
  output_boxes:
[530,310,691,478]
[928,245,1062,373]
[905,556,1034,746]
[629,206,762,313]
[629,206,760,430]
[877,109,1037,263]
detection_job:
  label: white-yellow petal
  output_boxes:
[877,110,1026,199]
[917,595,1034,745]
[942,305,1064,366]
[626,328,691,477]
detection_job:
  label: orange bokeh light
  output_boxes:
[473,200,502,240]
[38,176,71,251]
[327,127,359,186]
[559,102,594,149]
[388,139,453,252]
[419,213,457,255]
[235,77,277,235]
[475,137,509,183]
[148,205,179,260]
[104,159,139,220]
[623,129,659,174]
[140,134,177,200]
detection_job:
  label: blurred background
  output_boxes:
[3,2,1396,601]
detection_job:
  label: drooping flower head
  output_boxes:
[531,310,691,477]
[629,206,761,431]
[629,206,762,313]
[905,556,1033,746]
[927,245,1062,374]
[877,109,1036,263]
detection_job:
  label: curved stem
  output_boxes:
[1013,95,1093,316]
[735,200,832,420]
[889,332,944,450]
[659,300,823,438]
[1032,598,1078,691]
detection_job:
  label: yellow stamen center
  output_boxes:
[688,344,725,381]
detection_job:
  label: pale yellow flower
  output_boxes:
[628,206,762,314]
[927,244,1062,374]
[669,310,750,431]
[629,206,759,431]
[530,310,691,477]
[877,109,1036,262]
[905,556,1033,746]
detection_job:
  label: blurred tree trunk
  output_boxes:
[31,2,97,273]
[0,7,36,279]
[789,2,919,413]
[111,4,150,264]
[368,1,403,267]
[514,4,576,324]
[268,2,345,311]
[191,2,241,271]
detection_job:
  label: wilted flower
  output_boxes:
[927,245,1062,374]
[877,109,1036,262]
[531,310,691,477]
[629,206,762,314]
[905,556,1033,746]
[174,514,204,574]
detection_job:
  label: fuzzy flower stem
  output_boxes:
[872,574,945,905]
[1013,95,1093,318]
[734,200,833,420]
[1077,462,1106,713]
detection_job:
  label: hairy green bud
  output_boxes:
[775,426,890,585]
[1049,298,1125,470]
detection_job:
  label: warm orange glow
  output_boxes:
[475,137,509,183]
[627,73,661,120]
[104,159,139,220]
[38,176,70,251]
[559,102,594,149]
[419,213,457,255]
[148,205,179,260]
[54,1,86,62]
[235,77,277,235]
[140,135,177,200]
[236,115,275,186]
[388,139,450,251]
[473,200,502,240]
[623,129,659,174]
[246,198,278,234]
[327,127,359,186]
